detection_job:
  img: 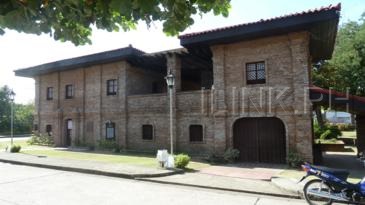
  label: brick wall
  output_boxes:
[34,31,314,161]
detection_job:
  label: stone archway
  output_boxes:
[233,117,286,163]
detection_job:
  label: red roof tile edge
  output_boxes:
[179,3,341,39]
[310,86,365,104]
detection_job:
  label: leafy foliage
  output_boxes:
[174,153,190,169]
[314,122,342,140]
[0,0,231,45]
[0,86,34,135]
[223,148,240,163]
[27,133,54,146]
[10,145,21,153]
[98,139,118,150]
[336,123,356,131]
[287,150,303,168]
[313,14,365,97]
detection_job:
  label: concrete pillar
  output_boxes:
[356,115,365,154]
[211,45,227,155]
[288,32,313,162]
[118,61,129,149]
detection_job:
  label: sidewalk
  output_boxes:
[0,151,302,199]
[140,172,301,199]
[0,152,182,178]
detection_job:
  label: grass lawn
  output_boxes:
[314,139,344,144]
[341,131,356,138]
[21,149,210,170]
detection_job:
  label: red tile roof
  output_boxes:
[310,86,365,103]
[179,3,341,39]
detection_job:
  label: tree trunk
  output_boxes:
[315,106,324,128]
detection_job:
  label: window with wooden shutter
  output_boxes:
[107,79,118,95]
[142,125,153,140]
[65,84,73,99]
[106,122,115,140]
[189,125,203,142]
[46,87,53,100]
[246,61,266,84]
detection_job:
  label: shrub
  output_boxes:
[206,153,225,164]
[27,133,54,146]
[10,145,21,153]
[314,123,342,140]
[320,130,332,140]
[98,139,118,150]
[223,148,240,163]
[174,154,191,169]
[287,150,303,168]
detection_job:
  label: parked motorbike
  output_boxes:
[300,162,365,204]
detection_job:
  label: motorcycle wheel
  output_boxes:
[303,179,333,205]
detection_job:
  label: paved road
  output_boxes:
[0,162,306,205]
[0,136,30,142]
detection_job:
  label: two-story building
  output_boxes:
[15,4,342,163]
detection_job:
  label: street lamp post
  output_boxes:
[165,72,175,155]
[9,90,15,148]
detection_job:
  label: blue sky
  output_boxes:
[0,0,364,103]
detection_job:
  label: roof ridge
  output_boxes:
[179,3,341,39]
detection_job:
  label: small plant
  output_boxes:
[206,153,225,164]
[10,145,21,153]
[27,133,54,146]
[223,148,240,163]
[314,122,342,140]
[320,130,332,140]
[174,154,191,169]
[98,139,118,150]
[287,150,303,168]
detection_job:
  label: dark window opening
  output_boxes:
[106,122,115,140]
[46,87,53,100]
[65,84,73,99]
[142,125,153,140]
[107,79,118,96]
[33,124,38,131]
[246,61,266,84]
[46,125,52,136]
[189,125,203,142]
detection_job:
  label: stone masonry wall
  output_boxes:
[34,31,313,161]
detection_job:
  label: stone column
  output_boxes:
[288,32,313,162]
[166,54,181,152]
[34,76,41,135]
[118,61,129,150]
[211,45,227,155]
[356,115,365,155]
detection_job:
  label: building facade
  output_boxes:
[15,5,341,163]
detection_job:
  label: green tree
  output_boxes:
[0,0,231,45]
[0,86,12,132]
[0,86,34,134]
[313,14,365,96]
[14,103,34,134]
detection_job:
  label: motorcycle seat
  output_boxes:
[312,165,350,180]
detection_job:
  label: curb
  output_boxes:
[0,158,183,179]
[0,158,300,199]
[271,177,304,198]
[137,178,301,199]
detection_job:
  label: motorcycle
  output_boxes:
[300,162,365,205]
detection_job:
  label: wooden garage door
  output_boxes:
[233,117,286,163]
